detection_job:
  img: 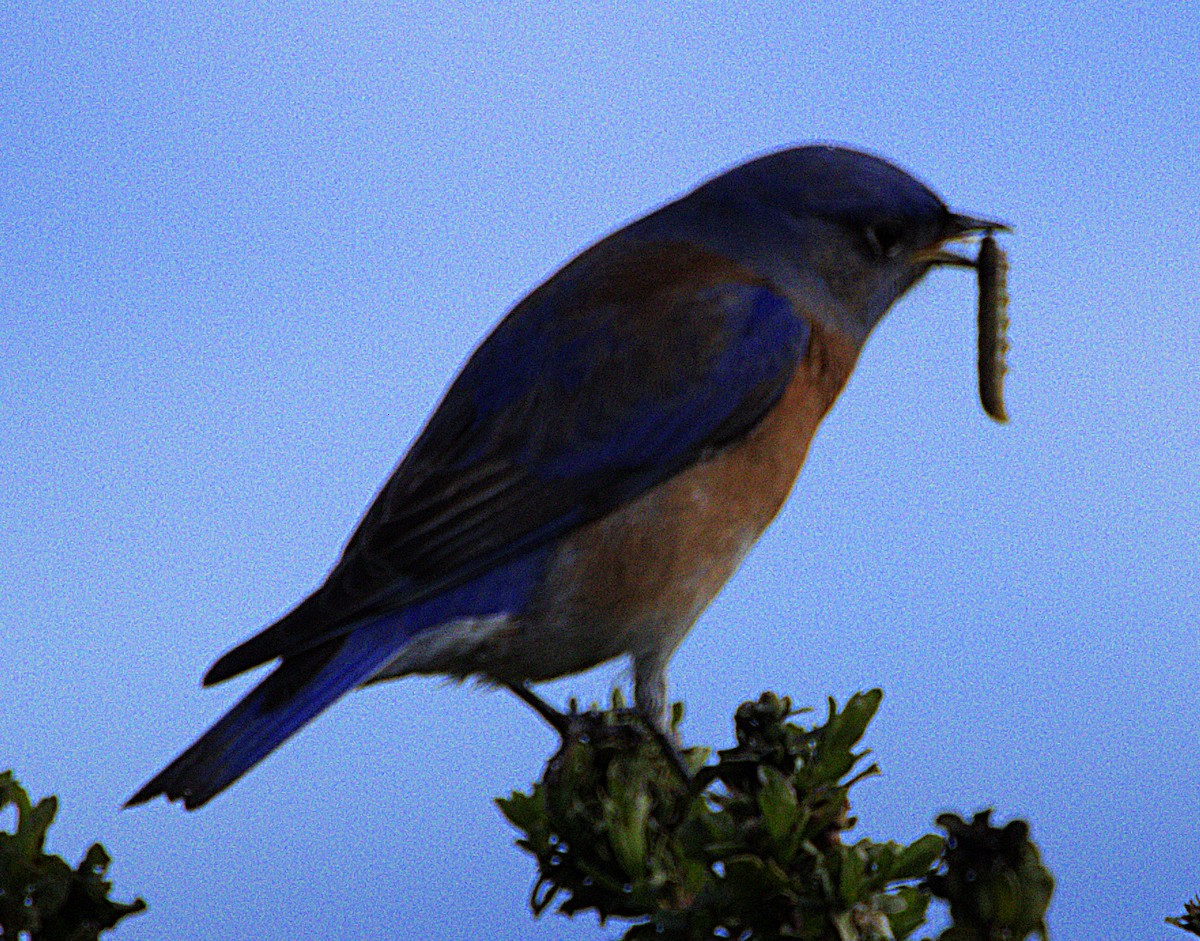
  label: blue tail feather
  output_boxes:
[126,615,413,809]
[129,548,553,810]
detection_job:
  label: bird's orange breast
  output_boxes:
[515,318,862,675]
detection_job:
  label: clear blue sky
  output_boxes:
[3,3,1197,939]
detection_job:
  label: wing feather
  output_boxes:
[205,242,809,685]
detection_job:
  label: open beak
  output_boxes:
[919,211,1012,268]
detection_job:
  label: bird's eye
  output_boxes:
[862,222,905,261]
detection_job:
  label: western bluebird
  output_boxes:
[128,145,1003,808]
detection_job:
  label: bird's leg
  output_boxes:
[504,681,571,736]
[634,654,691,781]
[506,676,691,780]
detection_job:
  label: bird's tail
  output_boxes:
[125,615,411,810]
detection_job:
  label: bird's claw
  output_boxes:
[505,682,692,782]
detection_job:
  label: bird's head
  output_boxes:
[649,145,1006,342]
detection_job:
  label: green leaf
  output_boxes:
[890,834,943,880]
[758,766,800,857]
[495,788,545,831]
[838,844,867,906]
[602,789,651,879]
[885,885,932,940]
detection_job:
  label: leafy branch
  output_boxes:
[0,771,145,941]
[499,690,1054,940]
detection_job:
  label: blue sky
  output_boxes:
[3,3,1197,939]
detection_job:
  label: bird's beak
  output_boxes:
[946,211,1011,238]
[918,211,1012,268]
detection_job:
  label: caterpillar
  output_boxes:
[977,232,1010,423]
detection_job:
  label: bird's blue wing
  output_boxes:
[206,240,810,683]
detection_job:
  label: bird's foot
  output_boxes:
[505,682,692,782]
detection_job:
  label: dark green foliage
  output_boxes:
[1168,897,1200,936]
[0,771,145,941]
[927,811,1052,941]
[498,690,948,940]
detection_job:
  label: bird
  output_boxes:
[127,144,1003,809]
